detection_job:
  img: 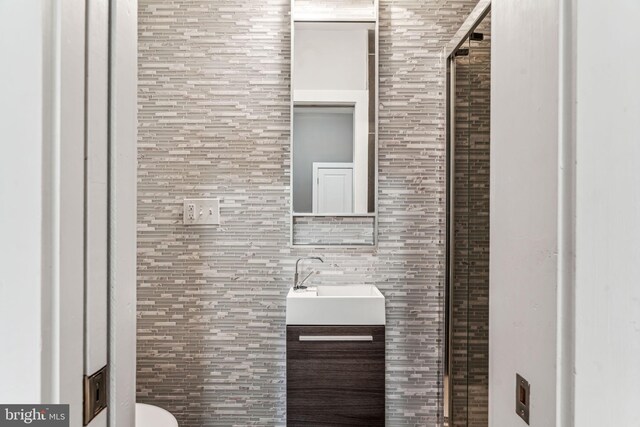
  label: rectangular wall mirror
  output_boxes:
[290,1,378,246]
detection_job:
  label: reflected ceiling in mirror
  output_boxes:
[293,0,377,22]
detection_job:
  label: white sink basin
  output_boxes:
[286,285,385,325]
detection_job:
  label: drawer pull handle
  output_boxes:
[299,335,373,342]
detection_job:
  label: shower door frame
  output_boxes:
[442,0,491,423]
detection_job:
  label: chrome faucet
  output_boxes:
[294,257,324,290]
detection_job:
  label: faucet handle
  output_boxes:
[294,257,324,290]
[300,271,314,286]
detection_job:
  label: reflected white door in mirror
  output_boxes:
[313,162,354,214]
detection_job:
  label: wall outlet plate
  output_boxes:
[183,198,220,225]
[516,373,530,424]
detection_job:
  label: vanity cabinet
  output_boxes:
[286,325,385,426]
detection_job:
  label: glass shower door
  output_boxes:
[446,8,491,427]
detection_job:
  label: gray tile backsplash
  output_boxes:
[137,0,479,425]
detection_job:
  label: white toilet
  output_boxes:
[136,403,179,427]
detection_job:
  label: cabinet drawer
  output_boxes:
[287,326,385,426]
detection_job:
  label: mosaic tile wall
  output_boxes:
[451,10,490,427]
[137,0,480,425]
[291,216,375,246]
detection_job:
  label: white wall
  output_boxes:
[0,0,48,403]
[573,1,640,426]
[490,1,561,426]
[492,1,640,426]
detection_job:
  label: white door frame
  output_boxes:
[108,0,138,426]
[39,1,137,426]
[0,0,91,421]
[108,0,138,427]
[51,1,89,424]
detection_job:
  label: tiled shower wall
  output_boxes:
[137,1,479,425]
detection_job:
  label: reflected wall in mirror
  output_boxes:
[292,21,376,216]
[293,106,355,213]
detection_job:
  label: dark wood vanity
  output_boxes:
[286,325,385,426]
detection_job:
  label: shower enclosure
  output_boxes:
[444,2,491,426]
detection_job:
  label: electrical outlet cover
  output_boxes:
[183,198,220,225]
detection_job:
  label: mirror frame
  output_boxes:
[289,0,379,247]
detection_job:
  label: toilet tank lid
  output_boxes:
[136,403,178,427]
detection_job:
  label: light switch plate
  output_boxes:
[183,198,220,225]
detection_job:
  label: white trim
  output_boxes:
[41,0,57,403]
[556,0,576,425]
[85,0,110,380]
[56,0,86,422]
[108,0,138,426]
